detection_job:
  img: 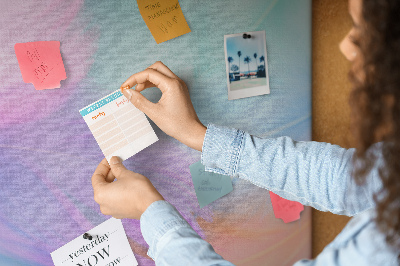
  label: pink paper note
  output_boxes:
[269,191,304,223]
[14,41,67,90]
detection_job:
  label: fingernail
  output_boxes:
[110,156,122,165]
[124,89,133,100]
[120,85,130,92]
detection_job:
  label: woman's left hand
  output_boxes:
[91,157,164,219]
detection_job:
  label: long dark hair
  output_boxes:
[350,0,400,254]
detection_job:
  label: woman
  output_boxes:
[91,0,400,264]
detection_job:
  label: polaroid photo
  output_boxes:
[224,30,270,100]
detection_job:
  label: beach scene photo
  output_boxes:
[224,30,270,100]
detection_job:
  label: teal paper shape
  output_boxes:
[189,161,233,208]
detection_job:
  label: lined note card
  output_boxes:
[79,90,158,162]
[14,41,67,90]
[137,0,191,44]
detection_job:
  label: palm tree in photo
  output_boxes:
[237,51,242,77]
[260,55,265,71]
[258,55,266,77]
[231,64,239,73]
[253,53,258,73]
[227,56,233,73]
[244,56,251,78]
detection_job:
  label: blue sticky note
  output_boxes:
[189,161,233,208]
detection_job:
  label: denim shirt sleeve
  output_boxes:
[140,200,235,265]
[201,124,383,216]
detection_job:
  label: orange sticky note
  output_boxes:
[137,0,191,44]
[269,191,304,223]
[14,41,67,90]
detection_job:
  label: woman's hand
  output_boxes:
[120,61,206,151]
[91,157,164,220]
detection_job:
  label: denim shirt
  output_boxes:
[140,124,399,265]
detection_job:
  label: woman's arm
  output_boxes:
[91,157,234,265]
[202,124,382,216]
[120,62,382,217]
[141,201,235,265]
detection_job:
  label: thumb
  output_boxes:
[122,89,155,115]
[109,156,128,178]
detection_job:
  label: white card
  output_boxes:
[51,218,137,266]
[79,89,158,162]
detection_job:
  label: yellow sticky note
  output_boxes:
[137,0,191,44]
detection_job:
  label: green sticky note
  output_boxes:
[189,161,233,208]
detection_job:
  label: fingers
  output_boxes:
[109,156,129,178]
[91,158,111,189]
[121,89,158,117]
[135,81,156,92]
[120,62,181,114]
[121,68,173,94]
[105,168,116,183]
[147,61,178,79]
[121,62,178,92]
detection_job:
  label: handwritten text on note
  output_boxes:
[14,41,67,90]
[137,0,191,44]
[269,191,304,223]
[190,161,233,208]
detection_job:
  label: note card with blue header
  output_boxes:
[79,90,158,163]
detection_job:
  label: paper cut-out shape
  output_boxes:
[189,161,233,208]
[137,0,191,44]
[269,191,304,223]
[14,41,67,90]
[51,218,138,266]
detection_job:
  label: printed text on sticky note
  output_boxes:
[137,0,191,44]
[79,90,158,162]
[51,218,138,266]
[189,161,233,208]
[14,41,67,90]
[269,191,304,223]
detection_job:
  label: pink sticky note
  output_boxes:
[269,191,304,223]
[14,41,67,90]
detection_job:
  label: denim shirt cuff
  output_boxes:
[140,200,190,260]
[201,124,245,176]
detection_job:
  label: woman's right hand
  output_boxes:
[120,61,206,151]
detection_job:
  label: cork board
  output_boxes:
[1,1,312,265]
[312,0,353,258]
